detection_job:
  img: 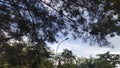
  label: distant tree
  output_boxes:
[97,51,120,67]
[94,59,115,68]
[94,52,116,68]
[61,49,75,64]
[60,49,76,68]
[77,52,118,68]
[78,57,115,68]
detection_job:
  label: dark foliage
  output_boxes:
[0,0,120,46]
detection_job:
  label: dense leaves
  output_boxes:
[56,49,76,68]
[0,0,120,46]
[55,49,118,68]
[77,52,120,68]
[78,57,115,68]
[0,41,54,68]
[0,1,120,67]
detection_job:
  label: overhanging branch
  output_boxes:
[0,35,24,43]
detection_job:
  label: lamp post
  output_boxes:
[55,38,69,68]
[56,38,69,55]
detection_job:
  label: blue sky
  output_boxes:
[44,0,120,58]
[48,35,120,58]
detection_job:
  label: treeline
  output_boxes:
[55,49,118,68]
[0,41,119,68]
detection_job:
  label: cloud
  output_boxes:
[48,36,120,58]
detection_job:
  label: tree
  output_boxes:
[60,49,76,68]
[97,51,120,67]
[78,57,95,68]
[0,0,120,46]
[0,42,29,67]
[0,41,54,68]
[78,57,115,68]
[77,52,120,68]
[61,49,75,64]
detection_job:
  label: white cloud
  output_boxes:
[48,36,120,58]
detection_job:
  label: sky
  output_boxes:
[43,0,120,58]
[48,35,120,58]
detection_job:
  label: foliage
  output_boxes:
[55,49,76,68]
[0,0,120,46]
[78,57,115,68]
[61,49,76,64]
[56,50,117,68]
[0,41,54,68]
[97,51,119,66]
[78,52,117,68]
[61,64,76,68]
[61,49,75,64]
[78,58,95,68]
[0,0,120,67]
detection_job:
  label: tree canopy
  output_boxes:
[0,0,120,46]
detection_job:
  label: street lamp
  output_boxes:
[55,38,69,68]
[55,38,69,55]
